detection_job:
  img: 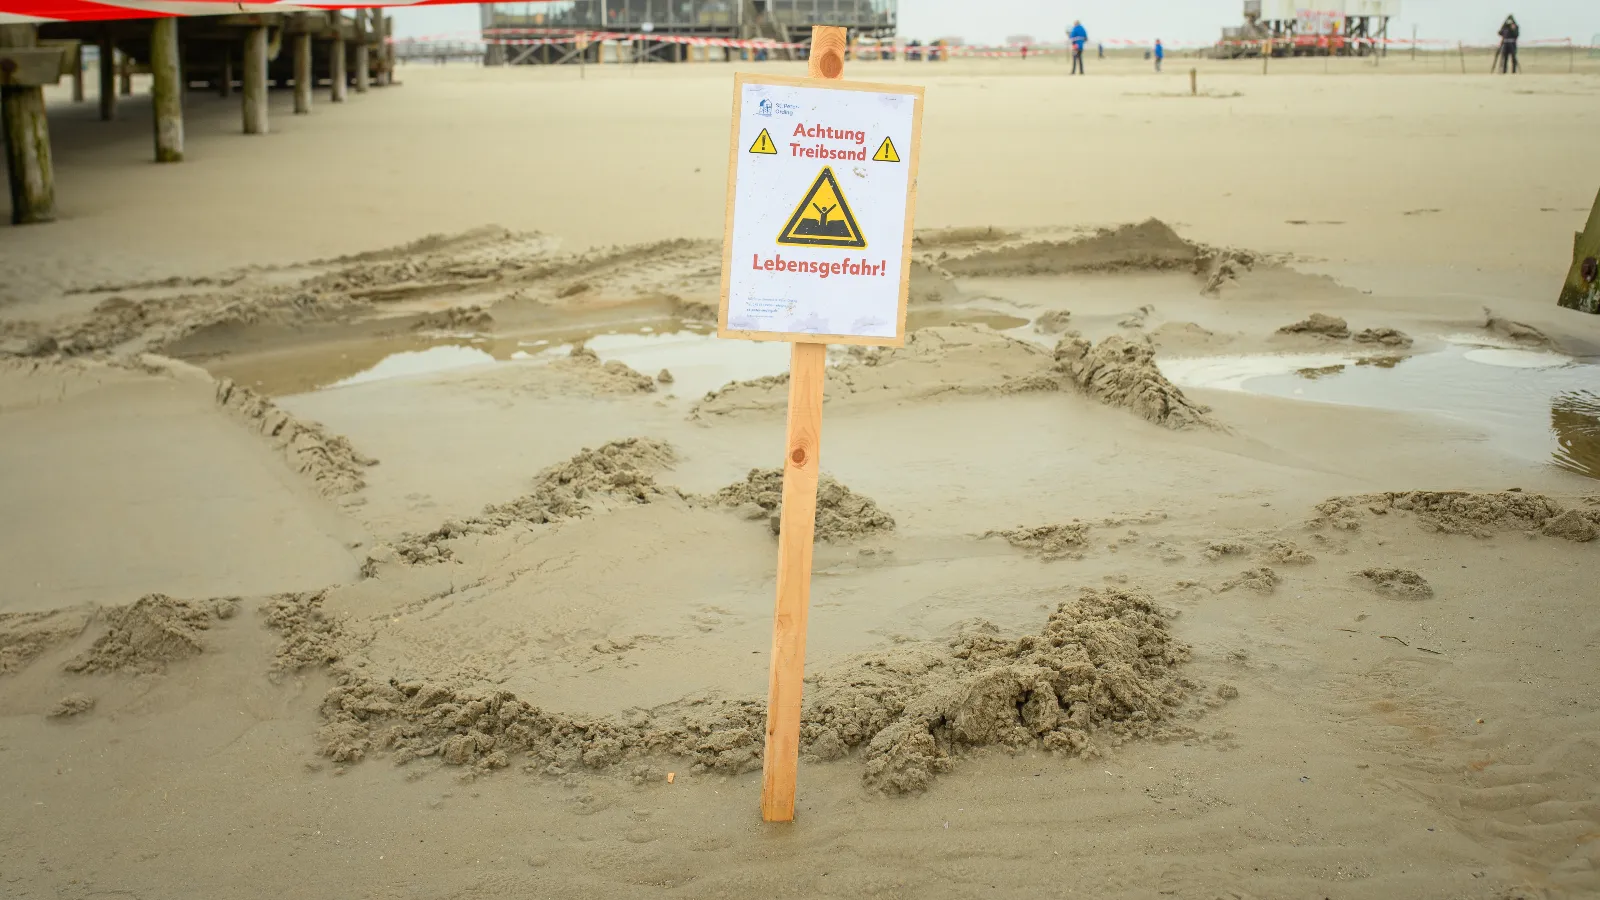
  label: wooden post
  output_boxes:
[1263,39,1270,74]
[242,25,267,134]
[119,51,131,95]
[1557,187,1600,314]
[385,16,397,85]
[70,45,84,102]
[150,18,182,162]
[98,31,116,119]
[1,24,56,224]
[1459,41,1466,74]
[1190,67,1197,95]
[293,15,311,114]
[219,51,231,97]
[354,10,369,93]
[759,22,845,826]
[329,11,346,102]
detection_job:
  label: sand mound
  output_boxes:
[1353,327,1413,347]
[691,326,1059,419]
[371,438,679,569]
[1277,313,1350,338]
[411,305,494,332]
[273,585,1212,793]
[939,220,1201,277]
[544,346,657,395]
[1312,491,1599,541]
[0,607,93,675]
[908,261,963,305]
[65,595,238,675]
[1033,310,1073,335]
[1221,567,1281,594]
[1053,334,1216,430]
[48,693,96,718]
[713,469,895,543]
[1484,309,1556,349]
[1356,568,1434,600]
[983,523,1091,561]
[215,378,377,498]
[912,226,1019,248]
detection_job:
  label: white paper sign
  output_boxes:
[719,73,924,346]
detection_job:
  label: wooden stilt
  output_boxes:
[150,18,182,162]
[386,17,397,85]
[70,45,84,102]
[758,23,846,826]
[219,51,231,97]
[242,25,267,134]
[119,51,131,95]
[293,15,311,114]
[329,11,346,103]
[1,24,56,224]
[354,10,369,93]
[374,15,389,86]
[98,31,116,119]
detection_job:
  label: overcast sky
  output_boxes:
[392,1,1598,46]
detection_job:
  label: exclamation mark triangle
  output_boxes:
[872,136,900,163]
[749,128,778,155]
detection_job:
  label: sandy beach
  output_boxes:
[2,56,1599,899]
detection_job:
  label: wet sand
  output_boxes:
[2,60,1600,900]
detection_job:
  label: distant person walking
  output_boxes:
[1069,20,1088,74]
[1154,39,1165,71]
[1497,15,1520,73]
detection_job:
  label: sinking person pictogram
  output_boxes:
[775,167,867,249]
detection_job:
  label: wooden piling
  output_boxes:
[385,17,397,85]
[119,51,131,95]
[1190,67,1197,95]
[242,25,268,134]
[98,31,116,119]
[329,11,347,102]
[150,18,183,162]
[375,15,389,86]
[70,44,84,102]
[293,15,311,114]
[1,24,56,224]
[354,10,369,93]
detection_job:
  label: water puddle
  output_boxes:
[1161,344,1600,479]
[329,345,497,388]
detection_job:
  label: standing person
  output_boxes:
[1154,38,1164,71]
[1497,15,1520,73]
[1069,20,1088,74]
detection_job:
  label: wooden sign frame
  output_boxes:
[717,71,924,348]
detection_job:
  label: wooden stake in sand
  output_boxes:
[330,11,347,103]
[716,25,924,823]
[98,30,116,119]
[1190,67,1197,96]
[354,10,370,94]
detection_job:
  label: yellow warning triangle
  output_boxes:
[872,136,900,163]
[749,128,778,155]
[776,167,866,249]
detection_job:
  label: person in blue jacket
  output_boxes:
[1154,38,1164,71]
[1069,20,1088,74]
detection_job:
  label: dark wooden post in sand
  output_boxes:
[219,51,231,97]
[293,14,312,114]
[119,50,131,95]
[353,9,369,94]
[329,11,347,103]
[150,18,183,162]
[70,44,84,102]
[1,24,56,224]
[98,30,116,119]
[242,25,268,134]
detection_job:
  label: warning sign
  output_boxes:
[749,128,778,155]
[719,74,924,346]
[776,168,866,249]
